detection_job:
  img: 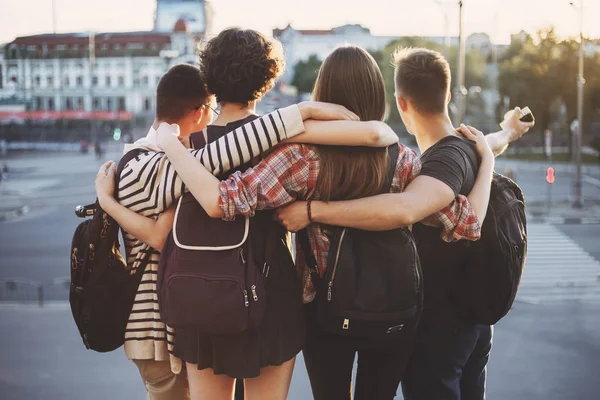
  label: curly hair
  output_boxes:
[199,28,285,105]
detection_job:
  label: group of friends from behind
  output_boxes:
[94,27,533,400]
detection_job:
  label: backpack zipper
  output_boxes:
[243,290,250,307]
[88,244,95,261]
[328,228,347,302]
[251,285,258,301]
[71,248,78,270]
[100,213,110,238]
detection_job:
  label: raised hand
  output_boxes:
[502,107,535,142]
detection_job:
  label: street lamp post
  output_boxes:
[571,0,585,208]
[434,0,451,57]
[454,0,467,126]
[89,32,96,145]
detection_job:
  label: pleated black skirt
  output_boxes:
[173,239,305,379]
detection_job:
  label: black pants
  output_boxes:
[401,321,493,400]
[302,304,413,400]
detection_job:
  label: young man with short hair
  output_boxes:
[274,48,534,400]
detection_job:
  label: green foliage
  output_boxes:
[498,28,600,140]
[291,54,323,94]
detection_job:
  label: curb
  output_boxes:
[527,215,600,224]
[0,205,30,222]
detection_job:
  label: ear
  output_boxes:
[396,96,409,113]
[447,91,452,105]
[192,106,204,123]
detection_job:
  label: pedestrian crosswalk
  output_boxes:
[517,224,600,303]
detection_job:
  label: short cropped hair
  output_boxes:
[393,48,451,114]
[199,28,285,105]
[156,64,209,122]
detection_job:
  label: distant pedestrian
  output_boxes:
[1,161,8,181]
[94,140,104,160]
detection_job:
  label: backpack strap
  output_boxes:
[297,228,320,285]
[114,147,150,277]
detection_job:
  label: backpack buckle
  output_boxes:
[342,319,350,330]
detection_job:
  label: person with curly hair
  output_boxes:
[170,29,400,400]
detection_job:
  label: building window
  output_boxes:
[92,76,98,86]
[34,76,41,87]
[47,76,53,86]
[114,44,121,52]
[35,97,43,110]
[77,97,84,110]
[48,98,55,110]
[142,76,149,86]
[76,76,83,87]
[65,98,73,110]
[64,76,70,87]
[143,97,151,112]
[106,76,111,87]
[118,97,126,111]
[106,98,113,111]
[93,97,100,110]
[118,76,124,86]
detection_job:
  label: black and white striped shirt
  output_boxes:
[116,106,304,373]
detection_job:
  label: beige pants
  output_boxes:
[133,359,190,400]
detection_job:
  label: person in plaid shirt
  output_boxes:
[276,49,534,400]
[154,45,502,399]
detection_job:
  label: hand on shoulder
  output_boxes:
[155,122,181,150]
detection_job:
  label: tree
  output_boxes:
[291,55,322,94]
[497,28,600,144]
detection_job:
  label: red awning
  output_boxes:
[0,110,134,121]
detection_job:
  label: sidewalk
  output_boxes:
[0,145,123,221]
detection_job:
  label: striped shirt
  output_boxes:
[217,143,482,303]
[116,105,304,373]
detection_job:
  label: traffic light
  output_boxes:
[113,128,122,141]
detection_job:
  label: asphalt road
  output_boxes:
[1,151,600,399]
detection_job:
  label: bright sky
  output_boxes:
[1,0,598,45]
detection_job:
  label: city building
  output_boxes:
[0,0,211,134]
[273,24,499,84]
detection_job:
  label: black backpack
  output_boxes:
[69,148,147,352]
[450,170,527,325]
[157,127,268,334]
[299,145,423,338]
[157,192,267,334]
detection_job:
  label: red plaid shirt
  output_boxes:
[218,143,481,303]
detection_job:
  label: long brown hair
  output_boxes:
[313,45,389,202]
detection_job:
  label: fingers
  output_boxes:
[97,161,115,176]
[345,109,360,121]
[465,125,483,136]
[457,124,476,140]
[331,104,359,121]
